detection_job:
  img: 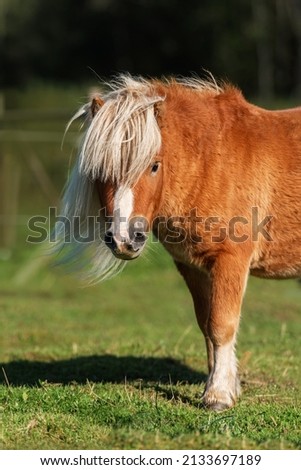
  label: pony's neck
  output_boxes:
[158,85,226,216]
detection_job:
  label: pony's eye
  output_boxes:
[151,162,160,174]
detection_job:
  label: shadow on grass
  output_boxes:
[1,355,206,387]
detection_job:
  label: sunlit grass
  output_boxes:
[0,243,300,450]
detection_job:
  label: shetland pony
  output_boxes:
[56,75,301,410]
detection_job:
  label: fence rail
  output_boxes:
[1,108,72,121]
[0,129,78,143]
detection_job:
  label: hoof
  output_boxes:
[203,401,232,412]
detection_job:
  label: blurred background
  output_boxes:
[1,0,301,278]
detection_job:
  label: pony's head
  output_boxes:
[55,75,165,282]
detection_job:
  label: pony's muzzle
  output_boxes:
[104,229,147,260]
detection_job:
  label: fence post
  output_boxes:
[0,152,21,252]
[1,91,20,252]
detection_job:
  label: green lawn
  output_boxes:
[0,242,300,450]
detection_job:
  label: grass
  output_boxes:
[0,84,300,449]
[0,243,300,450]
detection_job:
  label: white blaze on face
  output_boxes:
[112,186,133,240]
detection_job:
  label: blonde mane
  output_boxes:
[54,73,223,283]
[79,75,164,186]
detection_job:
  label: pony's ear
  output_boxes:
[91,95,105,117]
[154,101,164,126]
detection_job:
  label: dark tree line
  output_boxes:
[1,0,301,97]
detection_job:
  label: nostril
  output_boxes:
[134,231,146,244]
[104,230,117,250]
[105,230,113,243]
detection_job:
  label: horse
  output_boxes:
[55,74,301,410]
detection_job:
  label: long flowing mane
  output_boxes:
[54,74,224,283]
[80,76,163,186]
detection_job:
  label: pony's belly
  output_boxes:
[250,245,301,279]
[250,266,301,279]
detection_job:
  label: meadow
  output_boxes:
[0,86,300,449]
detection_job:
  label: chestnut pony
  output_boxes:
[56,75,301,410]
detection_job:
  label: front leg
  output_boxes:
[175,262,213,373]
[203,252,250,410]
